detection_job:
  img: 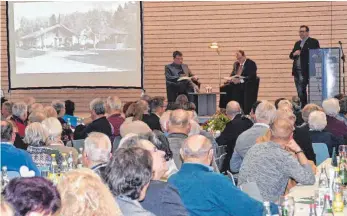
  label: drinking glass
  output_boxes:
[278,196,295,216]
[339,145,347,157]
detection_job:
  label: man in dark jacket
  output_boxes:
[289,25,320,108]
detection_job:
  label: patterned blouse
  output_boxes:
[27,146,63,170]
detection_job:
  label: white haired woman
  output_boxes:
[308,111,344,157]
[10,102,28,137]
[42,117,78,163]
[322,98,347,138]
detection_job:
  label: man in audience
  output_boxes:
[167,109,191,169]
[169,135,264,216]
[0,120,40,176]
[52,100,73,143]
[74,98,112,140]
[28,111,47,123]
[44,106,58,118]
[216,101,253,172]
[1,101,13,120]
[238,115,315,202]
[30,103,44,114]
[322,98,347,138]
[10,102,28,138]
[106,96,124,137]
[160,110,172,134]
[230,101,276,172]
[83,132,112,178]
[143,96,166,131]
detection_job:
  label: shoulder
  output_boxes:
[309,37,319,42]
[246,58,256,64]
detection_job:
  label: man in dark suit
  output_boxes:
[165,51,200,103]
[216,101,253,172]
[289,25,320,108]
[219,50,257,112]
[142,96,167,131]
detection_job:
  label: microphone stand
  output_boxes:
[339,41,346,94]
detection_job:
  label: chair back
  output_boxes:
[216,145,227,158]
[7,171,20,180]
[67,139,85,151]
[239,181,264,202]
[215,153,227,172]
[312,143,330,165]
[112,136,122,150]
[226,170,236,186]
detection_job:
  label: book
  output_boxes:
[223,75,245,81]
[177,76,192,81]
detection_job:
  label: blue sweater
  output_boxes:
[168,163,264,216]
[1,143,40,176]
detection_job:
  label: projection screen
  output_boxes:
[7,1,143,89]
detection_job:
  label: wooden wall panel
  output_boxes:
[1,1,346,113]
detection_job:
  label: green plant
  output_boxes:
[202,113,230,132]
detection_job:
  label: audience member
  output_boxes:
[74,98,113,140]
[57,168,122,216]
[10,102,27,137]
[52,100,73,143]
[1,101,13,120]
[322,98,347,138]
[105,147,155,216]
[141,94,152,104]
[44,106,58,118]
[339,96,347,123]
[159,110,172,133]
[106,96,125,137]
[83,132,112,178]
[249,100,261,122]
[274,97,286,109]
[120,120,152,137]
[230,101,276,172]
[63,100,79,128]
[2,177,61,216]
[142,96,166,131]
[1,120,40,176]
[291,96,304,126]
[167,109,191,169]
[308,111,344,157]
[216,101,253,172]
[8,119,28,150]
[28,111,47,123]
[169,135,264,215]
[124,102,144,122]
[42,117,78,162]
[175,94,189,108]
[29,103,44,114]
[300,103,322,128]
[238,116,315,202]
[122,101,135,116]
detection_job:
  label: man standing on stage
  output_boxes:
[290,25,320,108]
[165,51,200,102]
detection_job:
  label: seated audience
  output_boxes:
[105,147,155,216]
[1,101,13,120]
[2,177,61,216]
[216,101,253,172]
[322,98,347,138]
[44,106,58,118]
[57,168,122,216]
[167,109,191,169]
[42,117,78,162]
[30,103,44,114]
[120,120,152,138]
[143,96,166,131]
[230,101,276,172]
[25,122,61,169]
[8,120,28,150]
[159,110,172,134]
[1,120,40,176]
[106,96,124,137]
[238,115,315,202]
[169,135,264,216]
[338,96,347,124]
[308,111,344,157]
[74,98,113,140]
[28,111,47,123]
[62,99,79,127]
[83,132,112,178]
[10,102,27,137]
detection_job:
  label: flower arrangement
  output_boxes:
[202,112,230,132]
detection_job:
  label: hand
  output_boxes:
[286,139,302,153]
[293,50,301,56]
[232,78,240,84]
[191,75,198,81]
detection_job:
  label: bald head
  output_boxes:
[168,109,190,135]
[180,135,213,165]
[226,101,241,118]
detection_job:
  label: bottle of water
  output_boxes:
[263,201,272,216]
[67,118,72,129]
[308,203,317,216]
[49,154,59,184]
[318,167,329,188]
[61,153,68,173]
[77,148,83,168]
[330,167,340,201]
[322,195,333,214]
[67,151,74,170]
[1,166,10,190]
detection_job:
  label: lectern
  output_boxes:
[189,92,226,116]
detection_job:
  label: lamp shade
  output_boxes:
[209,42,219,49]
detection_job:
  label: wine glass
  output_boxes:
[278,196,295,216]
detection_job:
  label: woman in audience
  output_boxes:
[104,147,155,216]
[7,120,28,150]
[42,117,78,162]
[2,177,61,216]
[28,111,47,124]
[51,100,73,143]
[63,100,79,128]
[175,94,189,108]
[25,122,62,169]
[299,103,322,128]
[44,106,58,118]
[57,168,122,216]
[308,111,344,157]
[10,102,27,138]
[322,98,347,138]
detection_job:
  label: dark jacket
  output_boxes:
[142,113,162,131]
[294,124,316,164]
[309,130,344,157]
[289,37,320,79]
[230,58,257,80]
[141,180,188,216]
[74,116,112,140]
[216,114,253,172]
[165,63,194,83]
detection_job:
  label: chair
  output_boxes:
[312,143,330,165]
[238,181,264,202]
[7,171,20,180]
[66,139,85,151]
[216,145,227,158]
[215,153,227,172]
[226,170,236,186]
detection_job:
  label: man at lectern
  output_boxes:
[289,25,320,108]
[219,50,257,112]
[165,51,200,103]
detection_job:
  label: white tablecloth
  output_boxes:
[287,159,346,216]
